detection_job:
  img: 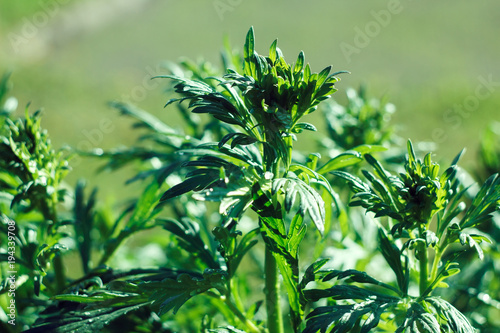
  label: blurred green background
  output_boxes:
[1,0,499,196]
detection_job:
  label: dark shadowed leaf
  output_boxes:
[143,270,227,315]
[425,297,476,333]
[378,228,409,295]
[304,295,398,333]
[25,304,149,333]
[161,218,219,269]
[460,173,500,229]
[74,180,97,274]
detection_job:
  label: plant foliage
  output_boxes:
[1,27,499,333]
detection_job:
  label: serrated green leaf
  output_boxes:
[460,173,500,229]
[272,177,325,234]
[425,297,476,333]
[395,302,440,333]
[134,270,227,315]
[304,294,398,333]
[304,284,398,305]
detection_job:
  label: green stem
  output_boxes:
[206,290,261,333]
[98,230,130,266]
[418,225,428,296]
[52,255,66,292]
[429,247,443,283]
[224,296,261,333]
[43,199,66,292]
[265,244,283,333]
[230,278,245,316]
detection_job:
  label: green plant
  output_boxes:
[1,27,499,333]
[437,124,500,333]
[478,122,500,181]
[321,85,397,152]
[321,141,499,332]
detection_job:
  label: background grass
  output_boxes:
[1,0,499,197]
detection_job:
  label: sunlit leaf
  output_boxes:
[317,152,363,174]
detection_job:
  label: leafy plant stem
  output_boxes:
[44,199,66,292]
[418,224,428,296]
[264,244,284,333]
[207,288,261,333]
[429,246,443,283]
[223,294,261,333]
[52,255,65,292]
[98,231,129,266]
[230,277,246,317]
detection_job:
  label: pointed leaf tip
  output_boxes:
[294,51,305,74]
[269,39,278,63]
[244,27,255,59]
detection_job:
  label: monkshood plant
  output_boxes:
[0,27,499,333]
